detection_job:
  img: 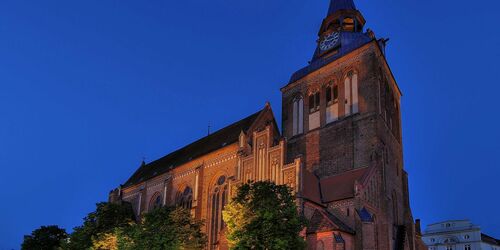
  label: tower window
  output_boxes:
[326,85,340,123]
[326,85,339,106]
[343,17,355,32]
[292,97,304,136]
[344,72,359,116]
[309,92,320,113]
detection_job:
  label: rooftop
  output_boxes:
[122,107,268,188]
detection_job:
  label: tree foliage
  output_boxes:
[26,202,207,250]
[22,225,68,250]
[125,206,207,250]
[65,202,135,250]
[223,181,306,250]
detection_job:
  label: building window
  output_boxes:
[446,246,453,250]
[149,192,162,211]
[343,17,355,32]
[309,92,320,113]
[209,176,228,250]
[464,234,470,239]
[326,85,339,105]
[176,187,193,210]
[326,85,340,123]
[292,97,304,136]
[430,238,435,243]
[344,72,359,116]
[308,92,321,130]
[465,245,471,250]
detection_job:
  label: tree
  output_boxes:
[22,225,68,250]
[223,181,306,250]
[65,202,135,250]
[128,206,207,250]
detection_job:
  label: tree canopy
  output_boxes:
[22,225,68,250]
[65,202,135,250]
[123,206,207,250]
[223,181,306,250]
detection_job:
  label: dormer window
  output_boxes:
[343,17,355,32]
[309,92,320,113]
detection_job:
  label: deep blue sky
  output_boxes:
[1,0,499,248]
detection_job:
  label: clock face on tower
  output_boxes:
[319,32,340,52]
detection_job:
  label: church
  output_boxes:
[109,1,424,249]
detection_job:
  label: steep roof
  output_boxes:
[306,208,354,234]
[319,167,370,202]
[123,106,269,188]
[328,0,356,15]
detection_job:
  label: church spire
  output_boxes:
[309,0,367,62]
[317,0,365,38]
[327,0,356,16]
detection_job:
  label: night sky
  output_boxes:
[1,0,499,248]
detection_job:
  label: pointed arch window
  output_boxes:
[326,84,340,123]
[344,71,359,116]
[149,192,162,212]
[209,176,228,250]
[292,96,304,136]
[309,92,320,113]
[176,186,193,210]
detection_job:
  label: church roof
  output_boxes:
[306,208,355,234]
[328,0,356,15]
[123,106,268,188]
[319,167,370,202]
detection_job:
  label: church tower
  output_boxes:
[282,0,418,249]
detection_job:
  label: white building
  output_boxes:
[422,220,500,250]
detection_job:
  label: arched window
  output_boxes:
[308,91,321,130]
[209,176,228,250]
[326,84,339,123]
[292,96,304,136]
[344,71,359,116]
[343,17,355,32]
[149,192,162,212]
[176,186,193,210]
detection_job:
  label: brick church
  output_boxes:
[109,0,425,249]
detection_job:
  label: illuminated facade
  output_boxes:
[109,0,425,249]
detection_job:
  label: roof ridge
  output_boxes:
[122,105,269,188]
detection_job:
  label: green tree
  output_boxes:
[65,202,135,250]
[223,181,306,250]
[128,206,207,250]
[22,225,68,250]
